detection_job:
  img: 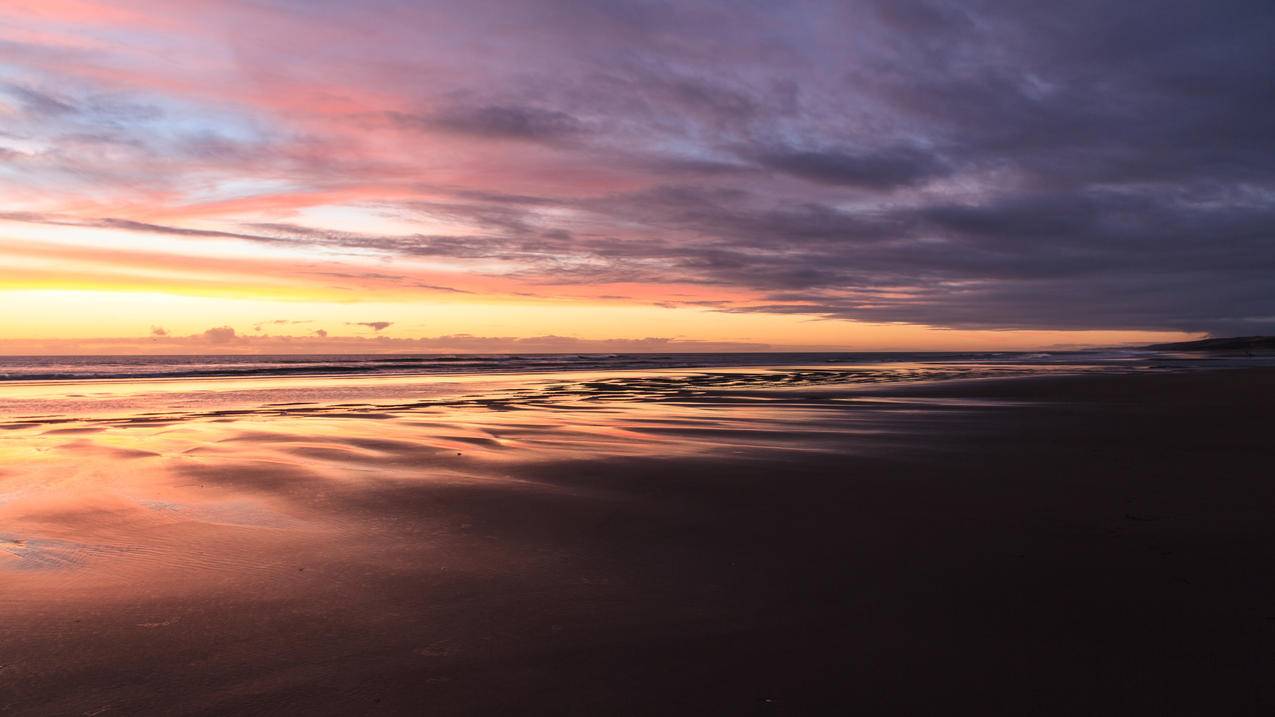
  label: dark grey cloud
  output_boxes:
[854,0,1275,191]
[516,0,1275,332]
[347,321,393,332]
[752,146,946,189]
[390,104,585,142]
[1,213,294,244]
[97,218,288,243]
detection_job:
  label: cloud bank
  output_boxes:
[1,0,1273,334]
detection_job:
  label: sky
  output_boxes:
[2,0,1272,353]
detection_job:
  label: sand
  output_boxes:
[1,365,1272,715]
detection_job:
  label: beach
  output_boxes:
[1,362,1272,715]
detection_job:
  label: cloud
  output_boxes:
[150,326,169,337]
[2,85,76,116]
[1,214,290,244]
[2,0,1274,335]
[390,104,585,143]
[411,283,472,294]
[751,145,947,189]
[347,321,393,332]
[202,326,239,344]
[252,319,313,332]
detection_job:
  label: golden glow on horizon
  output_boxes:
[0,218,1199,352]
[0,287,1195,352]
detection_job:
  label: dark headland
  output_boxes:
[1146,335,1275,351]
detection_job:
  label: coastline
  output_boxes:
[1,365,1272,714]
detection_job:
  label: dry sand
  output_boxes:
[1,365,1272,715]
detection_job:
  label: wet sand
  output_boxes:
[1,366,1273,715]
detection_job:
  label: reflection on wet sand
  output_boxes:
[0,362,1113,430]
[3,369,972,584]
[3,364,1270,715]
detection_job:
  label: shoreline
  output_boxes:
[0,359,1196,429]
[2,347,1254,386]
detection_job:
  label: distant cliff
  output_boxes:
[1146,336,1275,351]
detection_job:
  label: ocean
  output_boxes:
[0,349,1226,382]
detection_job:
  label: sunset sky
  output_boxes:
[2,0,1272,353]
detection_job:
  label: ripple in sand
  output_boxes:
[138,500,299,529]
[52,440,161,459]
[41,426,105,435]
[1,536,137,571]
